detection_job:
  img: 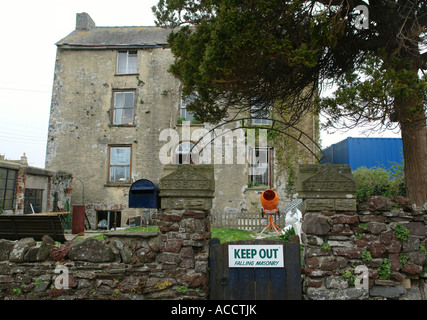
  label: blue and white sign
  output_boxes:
[228,245,284,268]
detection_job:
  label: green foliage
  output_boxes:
[177,117,186,124]
[361,249,372,262]
[353,164,406,202]
[12,288,23,296]
[358,223,368,231]
[247,181,260,188]
[320,241,331,251]
[211,227,296,243]
[211,228,254,243]
[153,0,332,124]
[378,258,391,280]
[399,254,409,268]
[278,226,296,242]
[177,286,189,293]
[394,223,410,242]
[153,0,427,205]
[285,165,296,194]
[340,270,356,286]
[320,53,427,132]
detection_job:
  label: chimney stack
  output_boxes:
[20,153,28,166]
[76,12,95,31]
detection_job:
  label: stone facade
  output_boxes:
[299,164,427,300]
[45,13,319,230]
[0,165,211,300]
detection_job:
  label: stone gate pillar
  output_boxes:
[296,164,368,299]
[157,164,214,298]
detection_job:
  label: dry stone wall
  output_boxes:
[299,164,427,300]
[0,165,213,300]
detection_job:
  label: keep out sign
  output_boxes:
[228,245,284,268]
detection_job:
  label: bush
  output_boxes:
[353,163,406,202]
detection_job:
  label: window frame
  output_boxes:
[180,92,196,122]
[108,145,132,184]
[111,89,136,126]
[24,188,43,214]
[0,168,17,211]
[251,105,272,126]
[173,141,199,164]
[116,50,138,75]
[248,147,272,188]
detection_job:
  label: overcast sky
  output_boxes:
[0,0,400,168]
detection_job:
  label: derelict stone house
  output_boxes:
[0,157,72,215]
[45,13,319,229]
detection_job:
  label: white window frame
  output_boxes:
[180,92,197,122]
[251,105,272,125]
[117,50,138,74]
[248,147,271,187]
[112,90,135,125]
[108,145,132,183]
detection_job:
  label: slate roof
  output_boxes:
[56,26,175,49]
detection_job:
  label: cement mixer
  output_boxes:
[260,189,282,235]
[260,190,302,236]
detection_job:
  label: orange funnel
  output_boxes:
[260,189,279,211]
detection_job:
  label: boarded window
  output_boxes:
[117,50,138,74]
[109,146,131,183]
[0,168,16,211]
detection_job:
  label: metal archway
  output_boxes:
[189,116,329,164]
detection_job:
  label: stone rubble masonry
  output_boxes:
[299,164,427,300]
[0,165,212,300]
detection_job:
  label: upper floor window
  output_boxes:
[251,105,272,125]
[180,93,196,122]
[117,50,138,74]
[112,90,135,125]
[108,145,131,183]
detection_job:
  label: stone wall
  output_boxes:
[0,165,212,300]
[299,164,427,300]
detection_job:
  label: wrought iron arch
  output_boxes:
[190,117,329,164]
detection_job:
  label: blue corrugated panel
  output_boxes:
[322,137,404,171]
[321,138,349,165]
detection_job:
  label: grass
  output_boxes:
[211,227,295,243]
[74,226,292,244]
[211,228,255,243]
